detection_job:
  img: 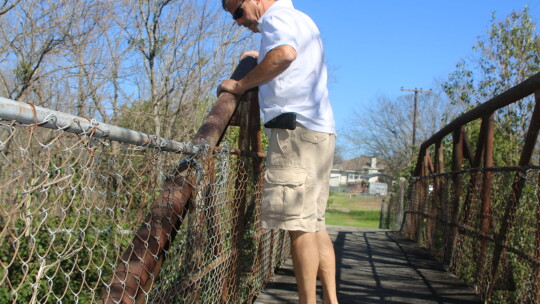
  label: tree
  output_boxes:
[0,0,18,16]
[443,7,539,166]
[333,145,344,165]
[0,0,252,137]
[112,0,251,141]
[344,85,452,177]
[346,7,539,177]
[0,1,255,302]
[0,0,104,104]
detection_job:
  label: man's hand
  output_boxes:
[217,79,245,97]
[216,46,295,97]
[216,51,259,97]
[241,50,259,59]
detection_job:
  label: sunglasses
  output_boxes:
[233,0,246,20]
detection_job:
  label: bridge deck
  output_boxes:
[254,226,482,304]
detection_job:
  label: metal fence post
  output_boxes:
[430,140,444,252]
[445,127,463,265]
[477,112,494,287]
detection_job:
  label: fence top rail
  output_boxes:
[0,97,201,154]
[420,71,540,150]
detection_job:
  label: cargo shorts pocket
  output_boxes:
[262,167,307,218]
[300,132,327,144]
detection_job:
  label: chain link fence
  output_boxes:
[404,167,540,303]
[378,178,407,231]
[400,73,540,303]
[0,100,289,303]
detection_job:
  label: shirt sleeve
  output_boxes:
[260,12,299,56]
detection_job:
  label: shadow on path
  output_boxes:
[254,226,482,304]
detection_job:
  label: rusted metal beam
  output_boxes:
[405,183,417,239]
[487,90,540,298]
[427,141,444,251]
[536,156,540,304]
[419,72,540,152]
[230,95,250,302]
[104,176,192,304]
[426,152,435,175]
[248,90,263,174]
[424,150,434,248]
[411,154,424,240]
[414,150,429,243]
[408,74,540,302]
[477,112,494,286]
[444,127,464,265]
[193,57,258,147]
[462,131,474,166]
[102,57,258,304]
[414,146,426,177]
[458,114,491,232]
[160,249,235,302]
[246,89,268,303]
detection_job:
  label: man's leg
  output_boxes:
[290,230,339,304]
[290,231,319,304]
[317,230,338,304]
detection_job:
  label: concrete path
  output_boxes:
[254,226,482,304]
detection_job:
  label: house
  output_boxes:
[330,156,386,189]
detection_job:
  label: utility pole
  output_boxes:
[400,87,432,148]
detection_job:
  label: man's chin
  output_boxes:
[242,22,258,33]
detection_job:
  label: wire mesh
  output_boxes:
[403,167,540,303]
[378,178,407,230]
[0,117,289,303]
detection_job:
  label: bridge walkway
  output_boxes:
[255,226,482,304]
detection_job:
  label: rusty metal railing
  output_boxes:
[404,72,540,303]
[0,57,290,303]
[101,57,290,303]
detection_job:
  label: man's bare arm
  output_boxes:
[217,45,296,96]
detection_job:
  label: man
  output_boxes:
[218,1,338,303]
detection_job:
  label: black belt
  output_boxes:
[264,112,296,130]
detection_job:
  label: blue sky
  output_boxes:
[289,0,540,159]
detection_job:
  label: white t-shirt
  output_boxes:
[256,0,335,134]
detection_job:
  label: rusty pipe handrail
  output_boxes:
[102,57,257,304]
[415,71,540,176]
[193,57,258,147]
[407,71,540,302]
[0,97,199,153]
[420,71,540,151]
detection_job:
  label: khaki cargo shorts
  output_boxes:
[261,125,335,232]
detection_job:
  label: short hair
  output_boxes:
[221,0,228,10]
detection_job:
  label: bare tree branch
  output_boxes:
[0,0,19,16]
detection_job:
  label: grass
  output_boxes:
[325,192,382,228]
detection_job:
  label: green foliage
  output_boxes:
[114,100,155,133]
[13,59,33,85]
[444,7,539,107]
[442,7,539,168]
[0,133,164,303]
[0,212,129,303]
[221,123,269,152]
